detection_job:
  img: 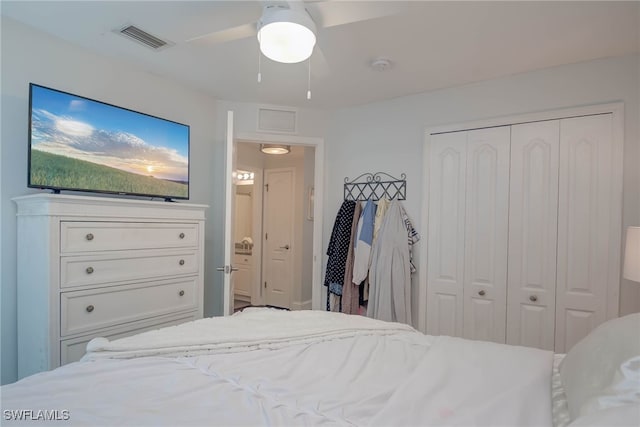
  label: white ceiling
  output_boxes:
[2,1,639,109]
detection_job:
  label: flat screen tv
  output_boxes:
[28,83,190,201]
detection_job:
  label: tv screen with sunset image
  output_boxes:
[28,84,189,200]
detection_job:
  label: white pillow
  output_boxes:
[559,313,640,421]
[560,313,640,420]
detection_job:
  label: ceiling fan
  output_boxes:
[187,1,408,75]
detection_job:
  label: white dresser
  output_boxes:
[13,194,207,379]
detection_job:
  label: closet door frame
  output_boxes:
[420,102,624,334]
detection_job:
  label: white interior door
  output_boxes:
[556,113,614,352]
[506,120,559,350]
[426,131,467,337]
[222,110,237,316]
[262,167,294,308]
[462,126,510,344]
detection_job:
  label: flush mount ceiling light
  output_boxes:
[260,144,291,155]
[257,6,317,64]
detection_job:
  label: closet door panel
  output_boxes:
[462,126,510,343]
[426,132,467,337]
[506,120,559,350]
[556,114,612,353]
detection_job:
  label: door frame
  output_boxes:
[233,131,325,312]
[420,102,624,333]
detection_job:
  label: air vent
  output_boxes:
[118,25,171,50]
[257,107,297,134]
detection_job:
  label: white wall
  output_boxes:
[0,17,220,384]
[324,54,640,326]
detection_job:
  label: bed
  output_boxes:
[2,308,639,426]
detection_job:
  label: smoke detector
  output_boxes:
[370,58,393,71]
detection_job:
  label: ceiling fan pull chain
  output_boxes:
[257,48,262,83]
[307,57,311,100]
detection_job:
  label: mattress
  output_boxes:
[2,308,556,426]
[552,353,571,427]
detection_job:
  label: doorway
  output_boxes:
[232,141,317,311]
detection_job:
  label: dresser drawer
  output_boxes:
[60,222,198,253]
[60,314,196,365]
[60,278,198,337]
[61,251,198,288]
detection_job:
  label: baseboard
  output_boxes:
[290,299,312,310]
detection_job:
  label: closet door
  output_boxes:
[426,131,467,337]
[506,120,559,350]
[462,127,510,343]
[556,114,615,353]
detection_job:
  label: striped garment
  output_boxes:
[400,203,420,273]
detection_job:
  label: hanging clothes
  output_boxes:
[341,202,363,315]
[364,197,390,302]
[367,200,412,324]
[401,204,420,274]
[372,197,390,245]
[324,200,356,311]
[352,199,377,285]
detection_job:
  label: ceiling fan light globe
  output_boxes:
[257,7,317,64]
[258,22,316,63]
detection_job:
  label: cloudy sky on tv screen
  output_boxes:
[30,85,189,185]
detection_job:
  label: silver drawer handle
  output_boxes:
[529,295,538,302]
[85,233,94,241]
[86,266,94,274]
[86,305,94,313]
[179,259,185,266]
[179,290,185,297]
[478,290,486,296]
[179,232,185,239]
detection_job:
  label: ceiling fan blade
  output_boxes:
[307,1,410,29]
[187,22,258,45]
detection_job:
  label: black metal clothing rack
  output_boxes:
[343,172,406,201]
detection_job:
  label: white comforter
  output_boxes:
[2,308,553,426]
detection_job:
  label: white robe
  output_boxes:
[367,200,411,324]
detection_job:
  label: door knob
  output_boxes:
[216,266,225,272]
[280,244,290,250]
[529,295,538,302]
[478,290,486,296]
